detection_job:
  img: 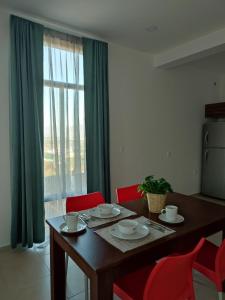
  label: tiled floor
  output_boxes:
[0,195,224,300]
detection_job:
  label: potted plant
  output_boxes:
[138,175,173,213]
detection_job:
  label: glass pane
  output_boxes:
[44,46,84,86]
[43,34,86,201]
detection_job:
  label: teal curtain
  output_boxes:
[83,38,111,202]
[10,15,45,248]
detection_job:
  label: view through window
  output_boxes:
[43,32,86,201]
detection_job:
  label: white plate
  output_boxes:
[89,207,121,219]
[60,220,87,234]
[110,223,150,240]
[158,213,184,224]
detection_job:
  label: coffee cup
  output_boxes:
[98,204,114,215]
[118,219,138,235]
[64,212,79,231]
[161,205,178,222]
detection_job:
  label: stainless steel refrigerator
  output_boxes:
[201,121,225,199]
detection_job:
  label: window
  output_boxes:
[43,30,86,201]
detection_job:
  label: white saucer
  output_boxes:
[110,223,150,240]
[60,220,87,234]
[90,207,120,219]
[158,213,184,224]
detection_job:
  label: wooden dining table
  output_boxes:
[46,193,225,300]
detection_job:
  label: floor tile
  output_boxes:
[0,248,49,289]
[193,270,225,299]
[1,276,51,300]
[42,254,50,269]
[194,281,220,300]
[207,231,222,246]
[69,291,120,300]
[69,291,85,300]
[66,259,85,298]
[34,242,50,256]
[193,270,215,290]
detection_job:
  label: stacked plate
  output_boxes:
[110,219,150,240]
[89,204,121,219]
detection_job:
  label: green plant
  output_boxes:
[138,175,173,195]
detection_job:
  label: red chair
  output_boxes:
[66,191,105,213]
[114,238,205,300]
[193,239,225,300]
[116,184,143,204]
[66,192,105,300]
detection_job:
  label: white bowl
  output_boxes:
[117,219,138,235]
[98,204,114,215]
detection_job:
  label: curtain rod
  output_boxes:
[1,5,107,42]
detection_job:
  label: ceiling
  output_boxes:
[1,0,225,54]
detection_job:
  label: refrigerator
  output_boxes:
[201,121,225,199]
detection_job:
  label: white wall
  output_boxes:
[0,9,11,247]
[0,8,221,246]
[219,74,225,99]
[109,44,220,200]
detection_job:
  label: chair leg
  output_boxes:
[218,292,224,300]
[84,274,89,300]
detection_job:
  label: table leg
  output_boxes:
[50,227,66,300]
[90,271,113,300]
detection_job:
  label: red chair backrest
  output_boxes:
[116,184,143,204]
[216,239,225,281]
[66,192,105,213]
[143,238,205,300]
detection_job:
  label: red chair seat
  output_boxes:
[114,264,155,300]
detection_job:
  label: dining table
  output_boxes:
[46,192,225,300]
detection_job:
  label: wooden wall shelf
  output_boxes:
[205,102,225,118]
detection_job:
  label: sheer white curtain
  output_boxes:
[43,29,86,201]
